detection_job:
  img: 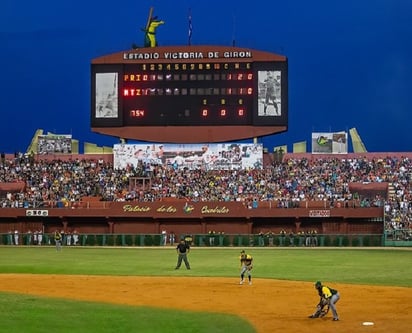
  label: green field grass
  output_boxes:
[0,247,411,332]
[0,247,411,286]
[0,292,254,333]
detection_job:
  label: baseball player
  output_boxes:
[262,72,279,115]
[312,281,340,321]
[54,230,62,251]
[239,250,253,285]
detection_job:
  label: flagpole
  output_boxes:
[188,8,193,46]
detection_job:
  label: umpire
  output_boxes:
[175,239,191,270]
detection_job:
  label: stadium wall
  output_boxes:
[0,201,383,236]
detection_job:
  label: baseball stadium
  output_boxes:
[1,7,411,333]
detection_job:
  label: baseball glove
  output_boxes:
[308,297,330,318]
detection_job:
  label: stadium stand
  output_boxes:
[0,152,411,244]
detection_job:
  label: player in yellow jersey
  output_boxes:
[54,230,62,251]
[311,281,340,321]
[239,250,253,285]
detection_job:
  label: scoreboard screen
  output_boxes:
[91,45,288,142]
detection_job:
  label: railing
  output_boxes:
[0,233,388,247]
[384,229,412,246]
[0,198,375,210]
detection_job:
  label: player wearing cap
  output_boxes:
[314,281,340,321]
[239,250,253,285]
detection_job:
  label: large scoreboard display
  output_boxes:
[91,45,288,143]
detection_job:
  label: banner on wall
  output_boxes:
[312,132,347,154]
[113,143,263,170]
[37,135,72,154]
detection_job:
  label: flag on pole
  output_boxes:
[188,8,193,45]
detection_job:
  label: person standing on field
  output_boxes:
[169,232,175,245]
[239,250,253,285]
[54,230,62,251]
[175,239,191,270]
[14,230,19,245]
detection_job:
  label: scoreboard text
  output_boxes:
[91,46,287,132]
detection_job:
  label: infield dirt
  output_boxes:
[0,274,411,333]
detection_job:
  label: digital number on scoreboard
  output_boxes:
[91,48,287,128]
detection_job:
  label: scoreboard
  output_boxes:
[91,45,288,142]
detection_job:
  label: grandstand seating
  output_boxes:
[0,152,411,242]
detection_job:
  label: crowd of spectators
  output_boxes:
[1,153,411,234]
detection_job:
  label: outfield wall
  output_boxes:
[4,232,411,247]
[0,232,386,247]
[0,201,384,238]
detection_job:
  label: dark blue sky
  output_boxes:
[1,0,411,153]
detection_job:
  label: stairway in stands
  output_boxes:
[387,183,396,200]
